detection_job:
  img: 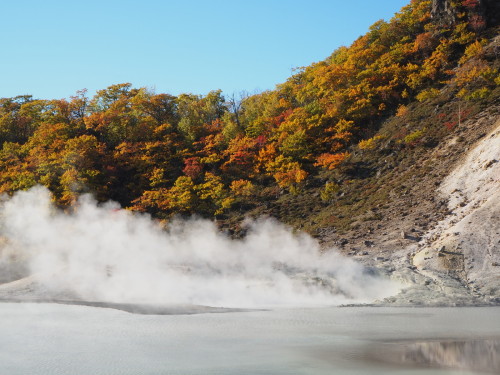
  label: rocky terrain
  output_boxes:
[344,113,500,306]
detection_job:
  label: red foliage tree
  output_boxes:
[182,157,203,180]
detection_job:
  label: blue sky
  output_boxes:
[1,0,407,100]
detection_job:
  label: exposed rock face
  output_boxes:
[431,0,500,27]
[379,117,500,306]
[431,0,456,25]
[415,119,500,303]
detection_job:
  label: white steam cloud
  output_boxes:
[0,186,400,308]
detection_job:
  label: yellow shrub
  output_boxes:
[320,182,340,202]
[459,40,486,65]
[403,128,426,144]
[465,87,491,100]
[416,88,440,102]
[358,135,384,150]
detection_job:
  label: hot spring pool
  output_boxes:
[0,303,499,375]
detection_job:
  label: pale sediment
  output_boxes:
[371,119,500,306]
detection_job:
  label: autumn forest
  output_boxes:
[0,0,498,224]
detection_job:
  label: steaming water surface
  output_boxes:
[1,303,499,375]
[0,187,399,307]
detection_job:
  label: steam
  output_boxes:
[0,187,399,308]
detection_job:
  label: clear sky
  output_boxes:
[1,0,407,100]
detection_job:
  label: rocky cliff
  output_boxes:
[380,115,500,306]
[432,0,500,27]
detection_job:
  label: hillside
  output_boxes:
[0,0,499,305]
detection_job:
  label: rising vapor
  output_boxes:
[0,186,400,308]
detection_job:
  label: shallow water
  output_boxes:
[0,303,499,375]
